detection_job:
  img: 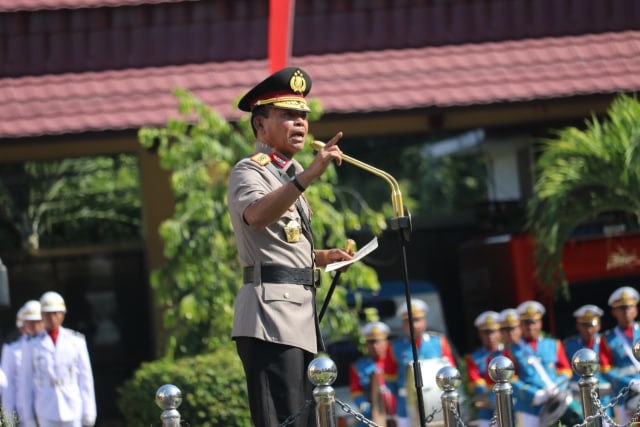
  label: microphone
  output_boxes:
[310,140,405,217]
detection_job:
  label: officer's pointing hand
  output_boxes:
[307,132,344,177]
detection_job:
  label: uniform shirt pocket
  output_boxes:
[262,283,308,305]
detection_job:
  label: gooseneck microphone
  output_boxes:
[310,140,405,217]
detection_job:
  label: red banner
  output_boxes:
[269,0,295,73]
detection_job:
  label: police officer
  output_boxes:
[601,286,640,424]
[389,299,457,427]
[503,300,573,427]
[20,291,96,427]
[2,300,43,425]
[228,67,353,427]
[349,321,397,426]
[466,311,503,427]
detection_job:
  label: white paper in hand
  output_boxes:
[325,237,378,272]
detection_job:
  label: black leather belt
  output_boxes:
[244,265,320,287]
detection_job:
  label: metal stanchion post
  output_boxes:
[436,365,461,427]
[155,384,182,427]
[572,348,603,427]
[488,356,516,427]
[308,356,338,427]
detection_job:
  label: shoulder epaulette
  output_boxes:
[250,153,271,166]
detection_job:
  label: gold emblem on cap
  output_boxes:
[290,70,307,93]
[284,219,301,243]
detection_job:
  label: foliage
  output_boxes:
[331,134,486,220]
[139,88,387,357]
[117,346,251,426]
[527,93,640,298]
[0,154,141,250]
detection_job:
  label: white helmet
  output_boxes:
[40,291,66,313]
[15,306,26,327]
[21,300,42,321]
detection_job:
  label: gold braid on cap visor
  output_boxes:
[253,96,310,111]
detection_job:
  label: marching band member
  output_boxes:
[563,304,611,379]
[349,321,397,426]
[601,286,640,424]
[503,300,574,427]
[498,308,522,346]
[465,311,503,427]
[20,291,96,427]
[564,304,613,420]
[389,299,456,427]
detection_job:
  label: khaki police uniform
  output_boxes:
[228,148,320,353]
[20,327,96,427]
[229,66,320,427]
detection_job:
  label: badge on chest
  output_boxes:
[284,219,302,243]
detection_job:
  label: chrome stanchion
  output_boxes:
[488,356,516,427]
[436,365,462,427]
[308,356,338,427]
[155,384,182,427]
[572,348,603,427]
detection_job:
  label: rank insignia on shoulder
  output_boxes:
[250,153,271,166]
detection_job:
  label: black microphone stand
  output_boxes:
[309,140,425,425]
[390,213,428,427]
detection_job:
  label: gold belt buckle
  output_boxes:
[312,268,321,288]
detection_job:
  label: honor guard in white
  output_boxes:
[1,304,27,424]
[1,300,42,425]
[20,291,96,427]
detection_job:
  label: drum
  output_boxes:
[406,358,451,427]
[539,389,582,427]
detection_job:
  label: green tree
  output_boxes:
[139,89,387,357]
[0,155,141,250]
[527,93,640,298]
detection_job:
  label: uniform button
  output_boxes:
[283,292,289,299]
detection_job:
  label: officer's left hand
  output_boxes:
[321,248,354,272]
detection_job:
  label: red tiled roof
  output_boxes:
[2,31,640,139]
[0,0,191,12]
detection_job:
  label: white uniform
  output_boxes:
[1,335,27,425]
[20,327,96,427]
